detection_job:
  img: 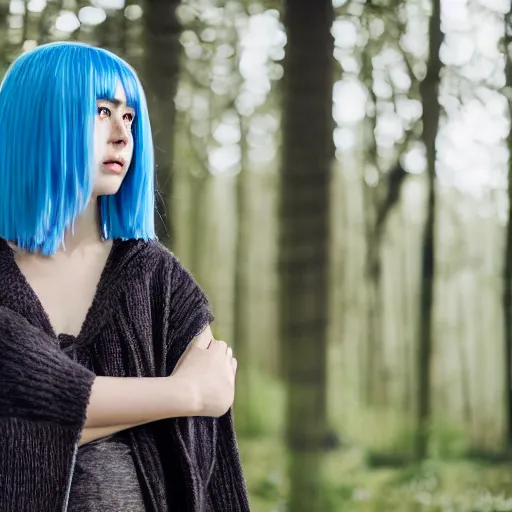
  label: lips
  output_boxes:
[103,157,125,174]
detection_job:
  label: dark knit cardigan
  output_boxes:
[0,238,250,512]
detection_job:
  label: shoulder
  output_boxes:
[114,238,177,274]
[125,239,213,327]
[136,239,189,278]
[115,238,200,291]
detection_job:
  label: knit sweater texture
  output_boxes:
[0,237,250,512]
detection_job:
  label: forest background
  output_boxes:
[1,0,511,510]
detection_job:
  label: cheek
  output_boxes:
[93,122,108,155]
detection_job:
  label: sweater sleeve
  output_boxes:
[0,306,95,512]
[163,255,214,371]
[156,254,250,511]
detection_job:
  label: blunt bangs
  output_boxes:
[0,42,155,255]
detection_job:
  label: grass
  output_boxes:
[239,436,512,512]
[234,370,512,510]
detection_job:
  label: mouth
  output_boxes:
[102,158,125,174]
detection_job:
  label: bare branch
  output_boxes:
[374,118,420,237]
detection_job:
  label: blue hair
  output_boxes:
[0,42,156,255]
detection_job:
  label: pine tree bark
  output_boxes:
[279,1,335,509]
[502,0,512,451]
[415,0,443,460]
[143,0,182,247]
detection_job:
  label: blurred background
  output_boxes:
[3,0,512,510]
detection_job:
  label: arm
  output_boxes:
[0,304,234,509]
[0,307,97,509]
[83,375,196,429]
[80,325,217,445]
[78,376,194,445]
[156,255,249,511]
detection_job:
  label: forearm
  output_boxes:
[79,423,143,446]
[84,375,198,429]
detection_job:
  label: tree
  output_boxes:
[279,0,335,509]
[0,0,10,73]
[358,0,420,409]
[503,0,512,451]
[143,0,183,246]
[98,8,125,57]
[415,0,443,460]
[233,112,259,435]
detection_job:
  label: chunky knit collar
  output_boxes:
[0,237,154,348]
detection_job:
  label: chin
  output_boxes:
[93,176,125,197]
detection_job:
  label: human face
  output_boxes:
[92,82,135,197]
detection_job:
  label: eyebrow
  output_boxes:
[98,98,134,110]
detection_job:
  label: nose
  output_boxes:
[111,135,128,147]
[109,117,130,147]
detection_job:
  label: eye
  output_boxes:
[98,106,111,119]
[123,112,135,124]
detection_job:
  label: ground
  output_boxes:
[239,436,512,512]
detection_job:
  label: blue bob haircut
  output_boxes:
[0,42,156,255]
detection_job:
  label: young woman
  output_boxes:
[0,42,249,511]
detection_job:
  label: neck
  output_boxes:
[60,197,105,253]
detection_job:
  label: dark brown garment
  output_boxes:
[0,238,250,512]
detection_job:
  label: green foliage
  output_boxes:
[429,421,472,459]
[240,436,512,512]
[252,469,284,501]
[235,368,285,437]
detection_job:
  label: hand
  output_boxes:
[169,328,237,417]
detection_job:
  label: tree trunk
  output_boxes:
[360,42,385,408]
[0,0,10,74]
[89,7,126,61]
[365,162,409,408]
[233,115,261,435]
[415,0,443,460]
[143,0,182,247]
[360,36,410,408]
[98,9,125,57]
[123,0,145,72]
[279,1,334,510]
[503,0,512,451]
[365,235,387,405]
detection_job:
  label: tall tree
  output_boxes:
[233,112,259,435]
[358,2,420,409]
[87,6,126,59]
[503,0,512,451]
[143,0,182,246]
[98,8,125,57]
[279,1,334,509]
[415,0,443,460]
[0,0,10,74]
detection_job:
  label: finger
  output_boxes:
[227,347,233,359]
[231,358,238,374]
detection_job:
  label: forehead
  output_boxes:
[92,56,140,108]
[113,82,126,102]
[98,82,127,104]
[96,78,138,112]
